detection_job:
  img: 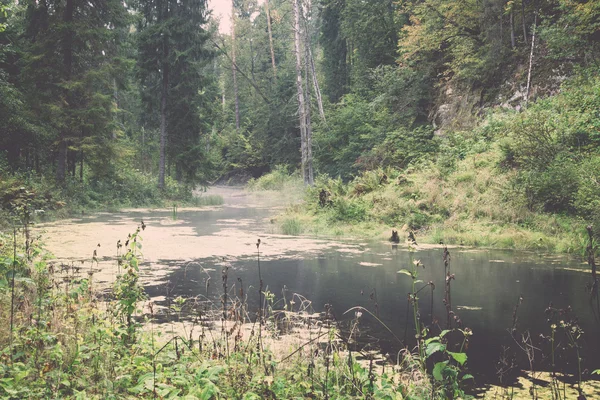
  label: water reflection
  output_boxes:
[146,242,600,382]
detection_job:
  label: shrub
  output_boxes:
[329,197,368,222]
[518,154,579,213]
[247,165,301,191]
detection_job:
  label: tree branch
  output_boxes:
[211,37,271,105]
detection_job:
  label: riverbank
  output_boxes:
[0,170,224,230]
[253,160,589,256]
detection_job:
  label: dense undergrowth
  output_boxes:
[0,165,214,228]
[260,73,600,255]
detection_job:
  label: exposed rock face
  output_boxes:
[431,85,482,135]
[431,62,572,132]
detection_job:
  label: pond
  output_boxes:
[39,187,600,385]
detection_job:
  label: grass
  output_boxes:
[279,216,304,235]
[191,194,224,207]
[252,150,589,255]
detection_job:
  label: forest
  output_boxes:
[1,0,600,247]
[1,0,600,398]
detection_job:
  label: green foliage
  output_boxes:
[517,155,579,212]
[539,0,600,65]
[191,194,225,207]
[247,165,299,191]
[0,228,453,399]
[280,217,304,235]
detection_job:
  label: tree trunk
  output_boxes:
[265,0,277,78]
[303,40,314,185]
[57,0,74,184]
[231,1,240,131]
[57,140,68,183]
[79,150,83,182]
[70,147,76,177]
[293,0,310,185]
[525,12,537,106]
[159,65,168,188]
[309,46,325,123]
[79,128,84,182]
[158,2,169,189]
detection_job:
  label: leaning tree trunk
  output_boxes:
[293,0,311,185]
[231,0,240,131]
[265,0,277,78]
[525,12,537,106]
[308,41,325,123]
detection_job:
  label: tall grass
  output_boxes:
[280,217,303,235]
[191,194,224,206]
[272,155,588,254]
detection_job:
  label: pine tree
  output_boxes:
[137,0,216,187]
[19,0,129,183]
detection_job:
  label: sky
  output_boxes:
[207,0,264,34]
[207,0,232,33]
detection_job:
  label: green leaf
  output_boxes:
[433,361,448,381]
[448,351,468,366]
[200,379,218,400]
[439,329,451,338]
[592,369,600,375]
[462,374,474,381]
[397,269,412,277]
[425,341,446,358]
[424,336,439,345]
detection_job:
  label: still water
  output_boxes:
[41,187,600,384]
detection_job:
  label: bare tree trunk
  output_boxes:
[309,47,325,123]
[521,0,528,45]
[265,0,277,78]
[304,31,314,185]
[231,1,240,131]
[158,2,169,189]
[293,0,310,185]
[510,10,516,49]
[525,12,537,106]
[300,1,324,122]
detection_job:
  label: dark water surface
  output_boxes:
[45,188,600,384]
